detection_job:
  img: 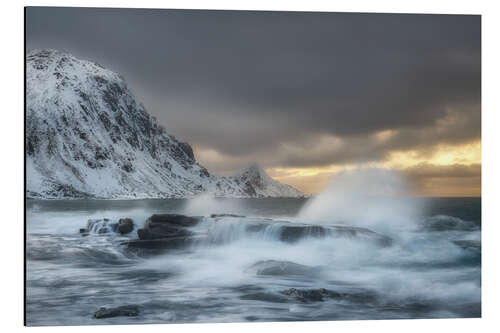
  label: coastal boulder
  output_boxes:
[117,218,134,234]
[94,305,139,319]
[136,214,201,240]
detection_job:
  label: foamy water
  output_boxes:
[26,193,481,325]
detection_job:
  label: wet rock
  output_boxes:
[280,288,378,304]
[137,214,201,240]
[149,214,200,227]
[94,305,139,319]
[117,218,134,234]
[247,260,320,277]
[136,225,193,240]
[210,213,245,218]
[124,215,206,249]
[241,218,393,247]
[280,223,392,246]
[280,288,333,302]
[136,228,151,240]
[127,214,392,250]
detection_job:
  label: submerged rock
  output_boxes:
[247,260,320,277]
[280,287,378,304]
[93,305,139,319]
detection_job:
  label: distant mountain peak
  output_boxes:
[26,50,303,199]
[239,163,266,178]
[234,163,303,198]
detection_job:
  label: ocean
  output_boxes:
[25,197,481,326]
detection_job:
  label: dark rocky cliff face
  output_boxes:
[26,49,303,199]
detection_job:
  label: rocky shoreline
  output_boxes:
[77,213,480,320]
[80,213,395,251]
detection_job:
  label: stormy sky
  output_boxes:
[26,7,481,196]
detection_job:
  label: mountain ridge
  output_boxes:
[26,49,303,199]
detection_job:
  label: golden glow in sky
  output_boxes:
[267,140,481,197]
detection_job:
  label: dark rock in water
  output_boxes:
[210,213,245,218]
[243,219,393,247]
[149,214,200,227]
[136,214,201,240]
[125,215,206,249]
[131,214,202,249]
[118,218,134,234]
[127,214,392,251]
[94,305,139,319]
[137,225,193,240]
[280,287,378,304]
[281,288,334,302]
[247,260,320,277]
[136,228,151,240]
[452,240,481,251]
[79,228,87,234]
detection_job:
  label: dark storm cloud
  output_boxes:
[26,7,481,172]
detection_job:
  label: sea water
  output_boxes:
[25,197,481,326]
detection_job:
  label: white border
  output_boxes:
[2,1,499,332]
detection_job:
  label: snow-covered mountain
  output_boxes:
[26,49,303,199]
[233,164,303,198]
